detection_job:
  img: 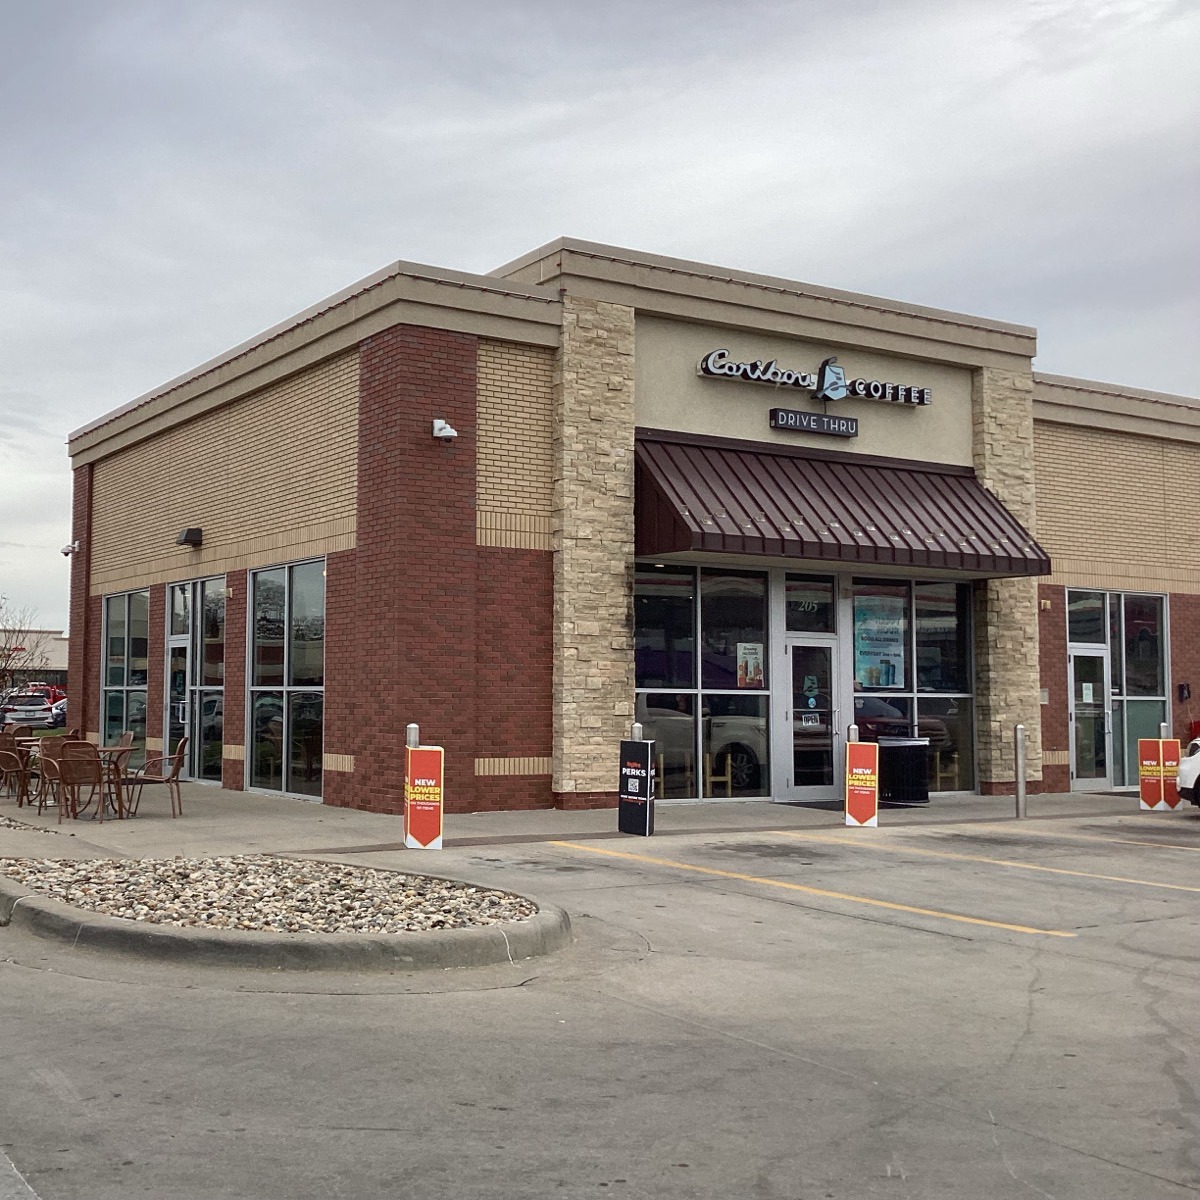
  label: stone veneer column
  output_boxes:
[972,367,1043,790]
[552,295,637,805]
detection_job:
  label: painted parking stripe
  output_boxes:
[775,831,1200,894]
[549,841,1076,938]
[966,823,1200,854]
[0,1150,41,1200]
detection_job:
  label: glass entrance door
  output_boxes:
[1070,650,1110,791]
[780,638,839,801]
[166,641,189,761]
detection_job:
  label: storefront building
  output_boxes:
[65,239,1200,811]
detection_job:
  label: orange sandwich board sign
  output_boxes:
[845,740,879,827]
[1138,738,1182,811]
[404,745,445,848]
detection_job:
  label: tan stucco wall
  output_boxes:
[476,340,554,551]
[634,315,974,464]
[1034,421,1200,593]
[90,351,359,594]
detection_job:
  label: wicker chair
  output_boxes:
[0,749,30,807]
[123,737,188,818]
[57,742,105,822]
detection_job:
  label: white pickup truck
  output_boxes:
[1178,739,1200,807]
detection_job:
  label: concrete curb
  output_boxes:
[0,874,571,972]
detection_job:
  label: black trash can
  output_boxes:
[877,736,931,806]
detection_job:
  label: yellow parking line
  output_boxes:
[549,841,1075,938]
[967,823,1200,854]
[775,831,1200,894]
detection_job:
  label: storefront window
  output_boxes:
[249,560,325,797]
[253,569,286,687]
[1124,595,1164,696]
[853,580,909,691]
[915,583,971,694]
[1108,595,1123,694]
[1067,591,1106,644]
[853,694,913,741]
[636,692,697,799]
[101,590,150,764]
[917,697,975,792]
[785,574,835,634]
[701,570,768,690]
[635,566,695,689]
[702,694,769,797]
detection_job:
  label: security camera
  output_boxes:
[431,418,458,440]
[61,541,79,557]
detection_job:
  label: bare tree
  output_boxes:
[0,597,52,690]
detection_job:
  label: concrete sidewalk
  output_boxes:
[0,781,1143,862]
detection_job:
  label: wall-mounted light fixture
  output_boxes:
[432,418,458,440]
[176,528,203,548]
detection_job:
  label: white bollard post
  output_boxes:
[1014,723,1027,819]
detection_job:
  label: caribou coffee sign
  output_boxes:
[698,349,932,411]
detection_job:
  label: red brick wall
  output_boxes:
[1037,583,1069,793]
[221,570,247,790]
[147,585,165,747]
[322,548,358,808]
[1170,592,1200,744]
[335,324,481,815]
[67,464,93,734]
[475,546,554,811]
[320,324,559,815]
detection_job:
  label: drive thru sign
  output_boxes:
[404,745,444,848]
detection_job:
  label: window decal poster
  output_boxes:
[854,596,905,688]
[737,643,764,688]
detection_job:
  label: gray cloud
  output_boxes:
[2,0,1197,627]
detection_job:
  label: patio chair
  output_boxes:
[0,749,30,807]
[57,744,104,823]
[123,737,188,818]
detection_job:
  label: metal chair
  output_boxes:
[123,737,188,818]
[57,743,104,822]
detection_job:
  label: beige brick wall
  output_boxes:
[553,296,637,795]
[476,340,554,550]
[90,351,359,594]
[1034,421,1200,592]
[972,367,1043,784]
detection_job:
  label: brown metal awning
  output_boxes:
[636,433,1051,576]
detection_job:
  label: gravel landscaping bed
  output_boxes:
[0,816,55,835]
[0,855,536,933]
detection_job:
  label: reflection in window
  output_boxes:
[785,574,835,634]
[917,697,975,792]
[702,694,769,797]
[251,692,285,791]
[701,570,768,690]
[1124,595,1163,697]
[289,561,325,687]
[915,583,971,693]
[634,566,695,689]
[853,694,912,741]
[101,590,149,766]
[249,560,326,797]
[1067,591,1105,644]
[636,692,696,799]
[253,569,286,687]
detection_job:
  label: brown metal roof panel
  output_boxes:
[635,438,1050,576]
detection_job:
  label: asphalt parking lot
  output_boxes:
[1,802,1198,1199]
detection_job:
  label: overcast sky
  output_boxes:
[2,0,1197,630]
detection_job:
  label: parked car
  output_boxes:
[1178,739,1200,807]
[49,698,68,729]
[1,692,56,729]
